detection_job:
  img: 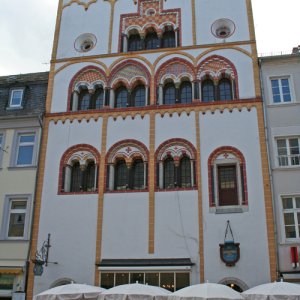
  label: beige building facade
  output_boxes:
[0,73,48,300]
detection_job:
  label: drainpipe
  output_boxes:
[258,58,280,279]
[24,112,45,295]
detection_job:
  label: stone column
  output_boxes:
[72,91,79,111]
[144,162,147,188]
[109,89,115,108]
[123,34,128,52]
[198,81,202,101]
[109,164,115,191]
[159,161,164,189]
[145,85,149,106]
[192,81,195,101]
[190,160,194,187]
[158,84,163,105]
[64,165,72,192]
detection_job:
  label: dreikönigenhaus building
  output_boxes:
[27,0,276,297]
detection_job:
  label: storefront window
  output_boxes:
[0,274,14,290]
[100,272,189,291]
[145,273,159,286]
[115,273,129,286]
[160,273,174,291]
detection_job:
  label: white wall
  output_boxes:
[34,119,103,294]
[199,108,271,287]
[195,0,250,45]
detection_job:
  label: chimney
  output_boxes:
[292,45,300,54]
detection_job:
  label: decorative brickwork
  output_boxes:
[108,59,151,89]
[155,138,197,162]
[155,58,196,85]
[155,138,198,191]
[119,0,181,52]
[106,139,149,165]
[63,0,98,11]
[197,55,239,98]
[207,146,248,207]
[58,144,101,194]
[67,66,107,110]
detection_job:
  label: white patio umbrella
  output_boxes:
[34,283,106,300]
[168,283,244,300]
[242,281,300,300]
[98,283,171,300]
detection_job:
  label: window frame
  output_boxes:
[163,82,176,105]
[201,79,215,102]
[208,150,248,213]
[10,129,39,168]
[281,195,300,242]
[9,88,24,108]
[269,76,294,105]
[99,271,191,292]
[275,136,300,168]
[0,132,5,168]
[0,195,32,240]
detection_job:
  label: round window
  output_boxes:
[211,19,235,39]
[74,33,97,53]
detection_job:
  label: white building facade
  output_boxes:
[260,48,300,282]
[27,0,276,298]
[0,72,48,300]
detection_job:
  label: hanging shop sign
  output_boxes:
[219,220,240,267]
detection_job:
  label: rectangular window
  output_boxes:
[0,274,15,290]
[271,78,292,103]
[282,196,300,239]
[218,165,238,206]
[7,200,27,238]
[16,133,35,166]
[9,89,23,108]
[0,133,3,167]
[100,272,190,291]
[276,138,300,167]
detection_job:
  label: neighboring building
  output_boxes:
[0,72,48,300]
[27,0,276,298]
[260,47,300,282]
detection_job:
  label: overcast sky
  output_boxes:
[0,0,299,76]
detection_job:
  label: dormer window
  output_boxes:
[9,89,24,108]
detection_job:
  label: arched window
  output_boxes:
[79,90,90,110]
[156,139,196,190]
[132,159,144,189]
[93,87,104,109]
[115,160,129,190]
[145,31,159,50]
[162,29,176,48]
[60,146,99,194]
[128,34,142,52]
[208,147,248,208]
[163,82,176,105]
[106,140,149,192]
[180,81,192,104]
[202,79,215,102]
[115,86,128,108]
[132,85,146,107]
[218,78,232,100]
[179,156,191,188]
[164,157,175,189]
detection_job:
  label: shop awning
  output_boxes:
[0,268,23,274]
[97,258,194,271]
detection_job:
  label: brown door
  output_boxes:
[218,165,238,206]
